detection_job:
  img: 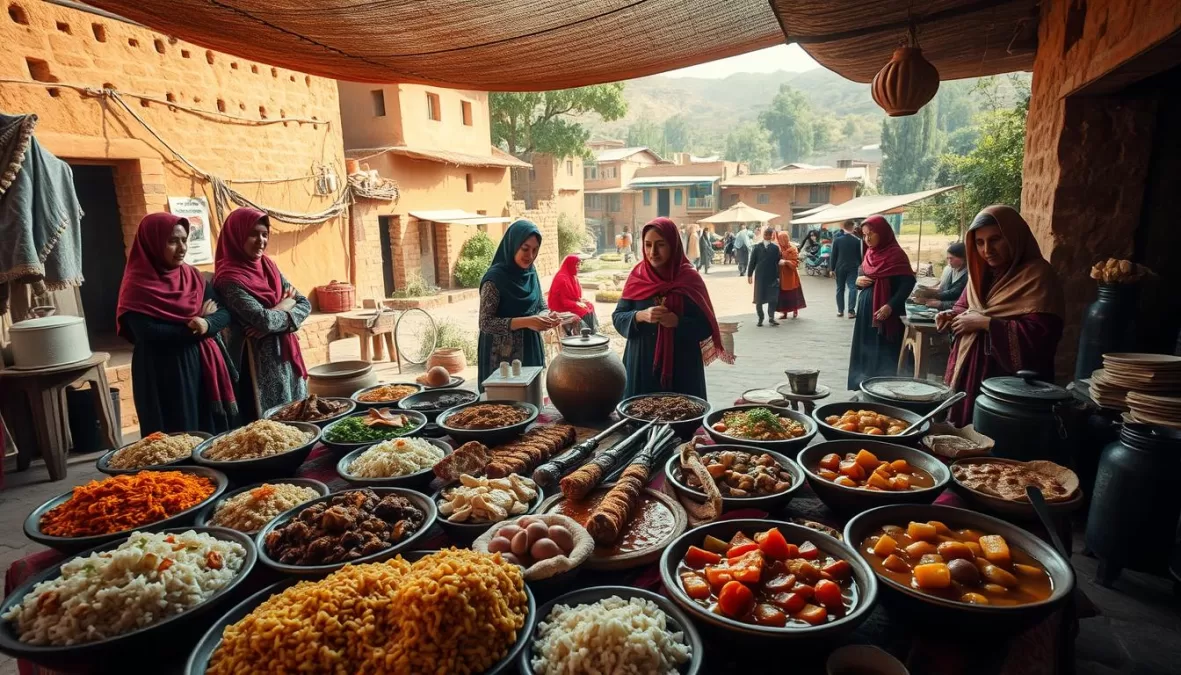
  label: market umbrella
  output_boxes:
[701,202,780,224]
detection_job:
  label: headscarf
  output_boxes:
[949,205,1065,386]
[547,254,589,319]
[213,207,307,378]
[117,213,237,416]
[776,231,800,291]
[481,219,544,318]
[860,215,914,338]
[621,217,733,388]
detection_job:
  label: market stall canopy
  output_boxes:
[701,202,780,224]
[792,186,961,225]
[408,210,511,226]
[84,0,1035,89]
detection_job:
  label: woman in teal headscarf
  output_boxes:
[477,219,561,390]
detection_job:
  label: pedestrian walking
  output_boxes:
[733,224,753,276]
[747,227,781,326]
[829,219,863,318]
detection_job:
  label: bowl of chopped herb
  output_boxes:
[704,404,817,453]
[319,408,427,455]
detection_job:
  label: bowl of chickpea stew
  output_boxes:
[664,445,805,512]
[811,402,929,445]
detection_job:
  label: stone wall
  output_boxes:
[508,199,560,278]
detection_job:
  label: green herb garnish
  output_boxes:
[324,416,417,443]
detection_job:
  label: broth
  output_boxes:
[553,492,675,556]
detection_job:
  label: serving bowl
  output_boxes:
[432,484,542,544]
[437,400,539,446]
[191,421,321,482]
[24,466,230,554]
[1,526,256,670]
[96,430,212,476]
[659,519,877,641]
[859,377,952,416]
[319,409,428,455]
[797,440,950,517]
[186,550,535,675]
[350,382,424,409]
[337,437,452,491]
[263,396,357,428]
[517,585,704,675]
[811,401,930,445]
[703,404,817,453]
[397,388,479,423]
[948,457,1085,520]
[254,487,437,577]
[843,504,1075,633]
[663,444,805,513]
[615,392,710,440]
[193,478,331,532]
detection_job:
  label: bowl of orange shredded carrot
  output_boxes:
[23,467,228,554]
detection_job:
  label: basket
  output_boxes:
[315,280,355,313]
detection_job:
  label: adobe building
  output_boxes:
[583,145,659,249]
[721,166,866,238]
[629,158,746,227]
[511,152,585,231]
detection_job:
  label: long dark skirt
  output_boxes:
[847,290,903,390]
[777,287,807,313]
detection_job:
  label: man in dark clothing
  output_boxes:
[830,219,863,318]
[747,227,781,326]
[733,224,752,276]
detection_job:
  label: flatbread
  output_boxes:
[952,460,1077,503]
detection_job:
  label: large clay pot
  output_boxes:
[307,360,376,398]
[546,329,626,424]
[871,45,939,117]
[427,347,467,374]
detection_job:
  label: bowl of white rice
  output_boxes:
[519,586,702,675]
[337,437,451,490]
[97,431,212,475]
[194,479,330,534]
[0,527,255,670]
[192,420,321,480]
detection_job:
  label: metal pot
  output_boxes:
[8,315,91,369]
[971,370,1079,463]
[545,329,625,424]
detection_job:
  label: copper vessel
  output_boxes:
[546,329,626,424]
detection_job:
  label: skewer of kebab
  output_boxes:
[559,421,654,501]
[532,418,632,488]
[585,424,677,546]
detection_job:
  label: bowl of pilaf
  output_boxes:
[96,431,211,475]
[191,420,320,480]
[194,479,330,534]
[437,400,539,445]
[351,382,424,409]
[23,467,228,554]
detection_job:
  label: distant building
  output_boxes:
[511,153,584,232]
[721,166,866,239]
[583,146,660,250]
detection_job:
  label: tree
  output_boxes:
[878,102,943,194]
[626,118,665,156]
[490,84,627,159]
[812,117,841,153]
[759,85,814,163]
[724,123,774,173]
[663,115,693,154]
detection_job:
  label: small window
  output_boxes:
[730,193,740,205]
[427,92,441,121]
[809,185,831,203]
[528,167,536,181]
[643,190,651,207]
[461,100,473,126]
[465,173,474,192]
[583,166,598,180]
[371,89,386,117]
[674,189,682,206]
[608,195,621,212]
[566,160,574,176]
[757,193,770,204]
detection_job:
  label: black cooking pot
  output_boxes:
[972,371,1080,464]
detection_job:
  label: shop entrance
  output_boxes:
[71,164,125,346]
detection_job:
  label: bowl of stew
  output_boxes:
[797,440,950,516]
[664,445,805,513]
[703,405,817,453]
[811,402,929,445]
[659,519,877,641]
[616,393,711,440]
[843,504,1074,633]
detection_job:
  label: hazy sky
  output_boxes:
[665,44,819,79]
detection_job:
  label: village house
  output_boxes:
[510,152,585,234]
[720,165,866,238]
[583,144,660,249]
[629,157,746,226]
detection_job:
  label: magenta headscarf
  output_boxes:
[860,215,914,337]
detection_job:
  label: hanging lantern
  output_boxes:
[871,25,940,117]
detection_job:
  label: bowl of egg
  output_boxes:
[473,514,594,599]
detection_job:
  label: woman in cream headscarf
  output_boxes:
[936,205,1065,425]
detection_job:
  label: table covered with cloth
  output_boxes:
[5,403,1075,675]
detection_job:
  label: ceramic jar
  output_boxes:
[427,347,467,374]
[307,360,376,397]
[545,329,625,424]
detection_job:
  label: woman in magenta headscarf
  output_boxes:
[214,207,310,419]
[847,215,916,389]
[613,217,733,398]
[547,254,597,335]
[117,213,238,435]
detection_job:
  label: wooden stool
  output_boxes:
[897,317,942,380]
[336,311,399,370]
[0,352,119,481]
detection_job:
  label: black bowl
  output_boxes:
[0,526,256,670]
[96,431,211,475]
[191,421,322,482]
[351,382,424,409]
[193,478,331,532]
[24,466,230,554]
[703,404,818,453]
[616,392,710,440]
[319,410,429,455]
[518,585,704,675]
[663,445,805,513]
[797,440,951,517]
[432,484,542,544]
[659,519,878,641]
[811,401,930,445]
[186,550,535,675]
[337,437,452,490]
[843,504,1075,634]
[437,400,540,446]
[263,396,357,428]
[397,388,480,423]
[255,487,438,576]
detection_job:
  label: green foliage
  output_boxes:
[391,273,439,298]
[811,116,841,153]
[422,319,477,364]
[724,122,774,173]
[627,118,666,156]
[454,232,496,288]
[759,85,814,163]
[663,115,693,154]
[599,253,622,262]
[557,214,588,258]
[879,103,943,194]
[490,85,627,160]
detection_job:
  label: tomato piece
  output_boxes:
[795,603,829,625]
[705,565,733,590]
[728,550,764,583]
[752,603,788,627]
[684,545,722,569]
[798,540,820,560]
[771,591,808,614]
[757,527,792,560]
[791,583,815,600]
[814,579,844,609]
[822,559,852,580]
[717,580,756,619]
[729,531,757,549]
[727,542,759,559]
[763,573,797,592]
[680,573,711,600]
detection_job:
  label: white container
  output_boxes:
[481,365,544,408]
[8,315,92,370]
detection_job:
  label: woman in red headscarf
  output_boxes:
[613,217,733,398]
[775,231,806,319]
[214,207,310,419]
[117,213,238,435]
[937,205,1064,425]
[847,215,916,389]
[547,254,597,335]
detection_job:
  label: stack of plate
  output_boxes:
[1126,392,1181,429]
[1088,370,1130,410]
[1092,353,1181,417]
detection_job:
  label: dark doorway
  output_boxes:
[657,189,670,218]
[379,215,396,296]
[71,164,124,341]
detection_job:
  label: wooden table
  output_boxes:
[335,310,399,368]
[0,352,119,481]
[898,316,942,380]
